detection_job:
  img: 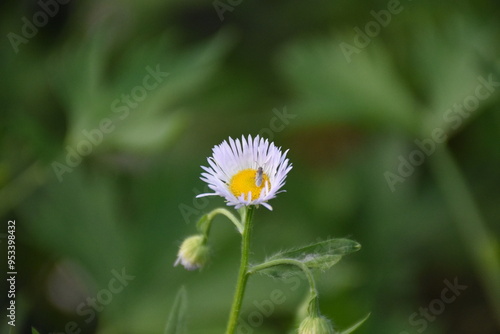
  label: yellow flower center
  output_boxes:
[229,168,270,201]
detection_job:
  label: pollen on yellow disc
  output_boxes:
[229,169,270,201]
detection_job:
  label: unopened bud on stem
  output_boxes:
[298,314,335,334]
[174,235,209,270]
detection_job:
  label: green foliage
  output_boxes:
[339,313,371,334]
[164,286,188,334]
[196,214,211,236]
[258,238,361,279]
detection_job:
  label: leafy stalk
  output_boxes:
[164,286,188,334]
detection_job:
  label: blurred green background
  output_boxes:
[1,0,500,333]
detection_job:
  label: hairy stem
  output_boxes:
[248,258,318,298]
[225,206,255,334]
[249,258,319,315]
[206,208,244,235]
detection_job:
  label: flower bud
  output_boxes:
[174,235,209,270]
[298,315,335,334]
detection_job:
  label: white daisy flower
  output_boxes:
[197,135,292,210]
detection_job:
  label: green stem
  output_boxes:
[249,258,319,315]
[225,206,255,334]
[197,208,244,239]
[429,146,500,326]
[207,208,244,234]
[249,258,317,294]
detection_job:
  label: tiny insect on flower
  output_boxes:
[255,166,264,187]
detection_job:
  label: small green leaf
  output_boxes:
[164,286,188,334]
[269,238,361,261]
[257,238,360,278]
[303,254,342,270]
[339,313,370,334]
[196,214,210,235]
[32,328,41,334]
